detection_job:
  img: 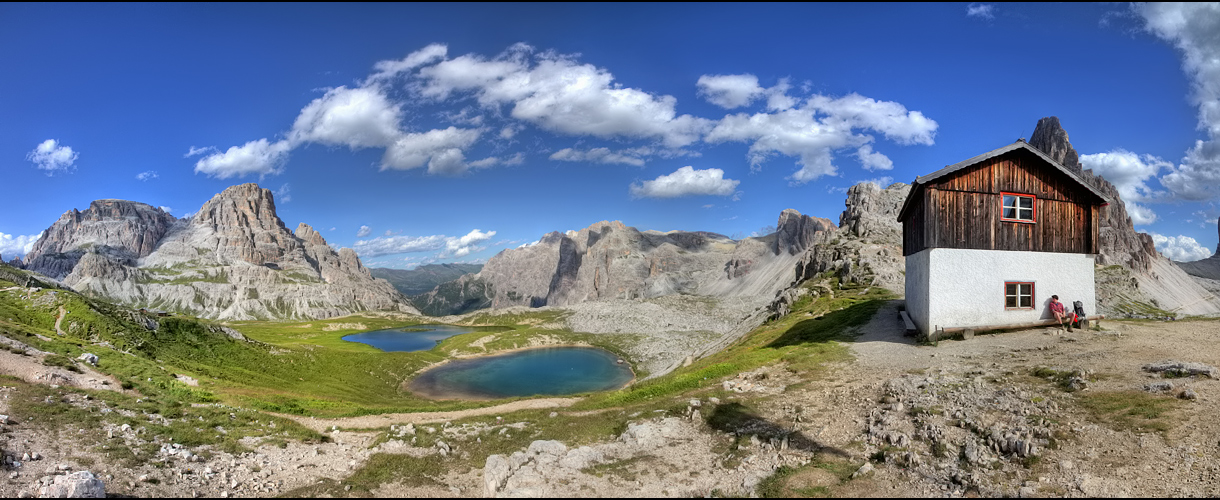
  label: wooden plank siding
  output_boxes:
[903,149,1099,256]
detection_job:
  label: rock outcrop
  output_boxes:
[1028,116,1220,317]
[23,184,416,320]
[25,200,177,279]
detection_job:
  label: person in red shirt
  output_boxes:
[1049,295,1072,333]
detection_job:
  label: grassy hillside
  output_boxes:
[369,263,483,296]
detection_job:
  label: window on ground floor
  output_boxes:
[1005,282,1034,309]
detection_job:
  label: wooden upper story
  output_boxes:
[897,140,1110,257]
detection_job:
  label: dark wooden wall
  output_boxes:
[903,149,1100,256]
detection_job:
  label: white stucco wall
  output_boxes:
[904,248,1095,334]
[904,249,931,334]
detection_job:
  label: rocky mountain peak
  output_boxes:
[1028,116,1155,272]
[194,183,283,233]
[24,199,177,278]
[1028,116,1081,172]
[295,223,329,247]
[774,209,836,255]
[839,182,909,241]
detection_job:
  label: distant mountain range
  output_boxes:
[369,263,483,297]
[15,184,415,320]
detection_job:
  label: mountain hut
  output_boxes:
[896,139,1110,338]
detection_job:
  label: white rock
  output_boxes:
[39,471,105,498]
[483,454,511,497]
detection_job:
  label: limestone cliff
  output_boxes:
[1028,116,1220,316]
[24,184,416,320]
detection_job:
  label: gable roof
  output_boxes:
[896,139,1111,222]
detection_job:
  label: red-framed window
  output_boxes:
[1005,281,1034,309]
[1001,192,1036,223]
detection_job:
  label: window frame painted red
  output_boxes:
[1004,281,1035,310]
[1000,192,1037,224]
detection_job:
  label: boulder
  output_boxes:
[37,471,105,498]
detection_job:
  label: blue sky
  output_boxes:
[3,3,1220,268]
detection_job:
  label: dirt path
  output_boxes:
[54,305,67,336]
[279,397,583,432]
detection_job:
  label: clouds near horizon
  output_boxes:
[630,166,740,199]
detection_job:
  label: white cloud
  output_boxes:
[352,229,497,258]
[468,152,525,169]
[697,74,765,109]
[289,86,403,149]
[26,139,78,174]
[549,147,647,166]
[705,92,936,184]
[856,144,893,171]
[158,206,173,214]
[274,184,291,203]
[414,45,711,148]
[443,229,496,257]
[1080,150,1171,202]
[1137,3,1220,201]
[1127,203,1158,225]
[353,234,448,258]
[1149,232,1213,262]
[860,176,894,188]
[184,146,216,158]
[356,225,372,238]
[136,170,159,181]
[967,3,996,19]
[368,43,448,82]
[193,138,291,179]
[517,240,539,249]
[702,204,715,209]
[329,227,336,231]
[380,126,482,174]
[629,166,740,199]
[0,231,42,261]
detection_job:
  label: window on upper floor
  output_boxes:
[1005,281,1034,309]
[1001,192,1035,223]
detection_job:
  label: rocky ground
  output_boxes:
[6,305,1220,498]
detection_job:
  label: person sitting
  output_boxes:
[1049,295,1072,333]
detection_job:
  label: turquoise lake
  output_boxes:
[409,347,634,400]
[341,324,474,352]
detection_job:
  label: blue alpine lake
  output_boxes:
[341,324,474,352]
[409,347,634,400]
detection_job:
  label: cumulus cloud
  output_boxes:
[629,166,740,199]
[860,176,894,188]
[136,170,158,181]
[1127,203,1158,225]
[158,206,173,214]
[356,225,372,238]
[351,229,497,258]
[0,231,42,260]
[856,144,893,171]
[1137,3,1220,201]
[289,86,404,149]
[697,74,765,109]
[1149,232,1213,262]
[443,229,496,257]
[380,127,482,174]
[193,138,291,179]
[549,147,647,166]
[415,44,711,148]
[706,92,936,184]
[1081,150,1171,202]
[368,43,448,82]
[26,139,78,174]
[967,3,996,19]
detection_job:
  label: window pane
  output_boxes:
[1020,296,1032,308]
[1020,283,1032,296]
[1019,208,1033,220]
[1002,195,1015,208]
[1006,283,1017,295]
[1004,208,1017,219]
[1006,296,1017,308]
[1019,196,1033,209]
